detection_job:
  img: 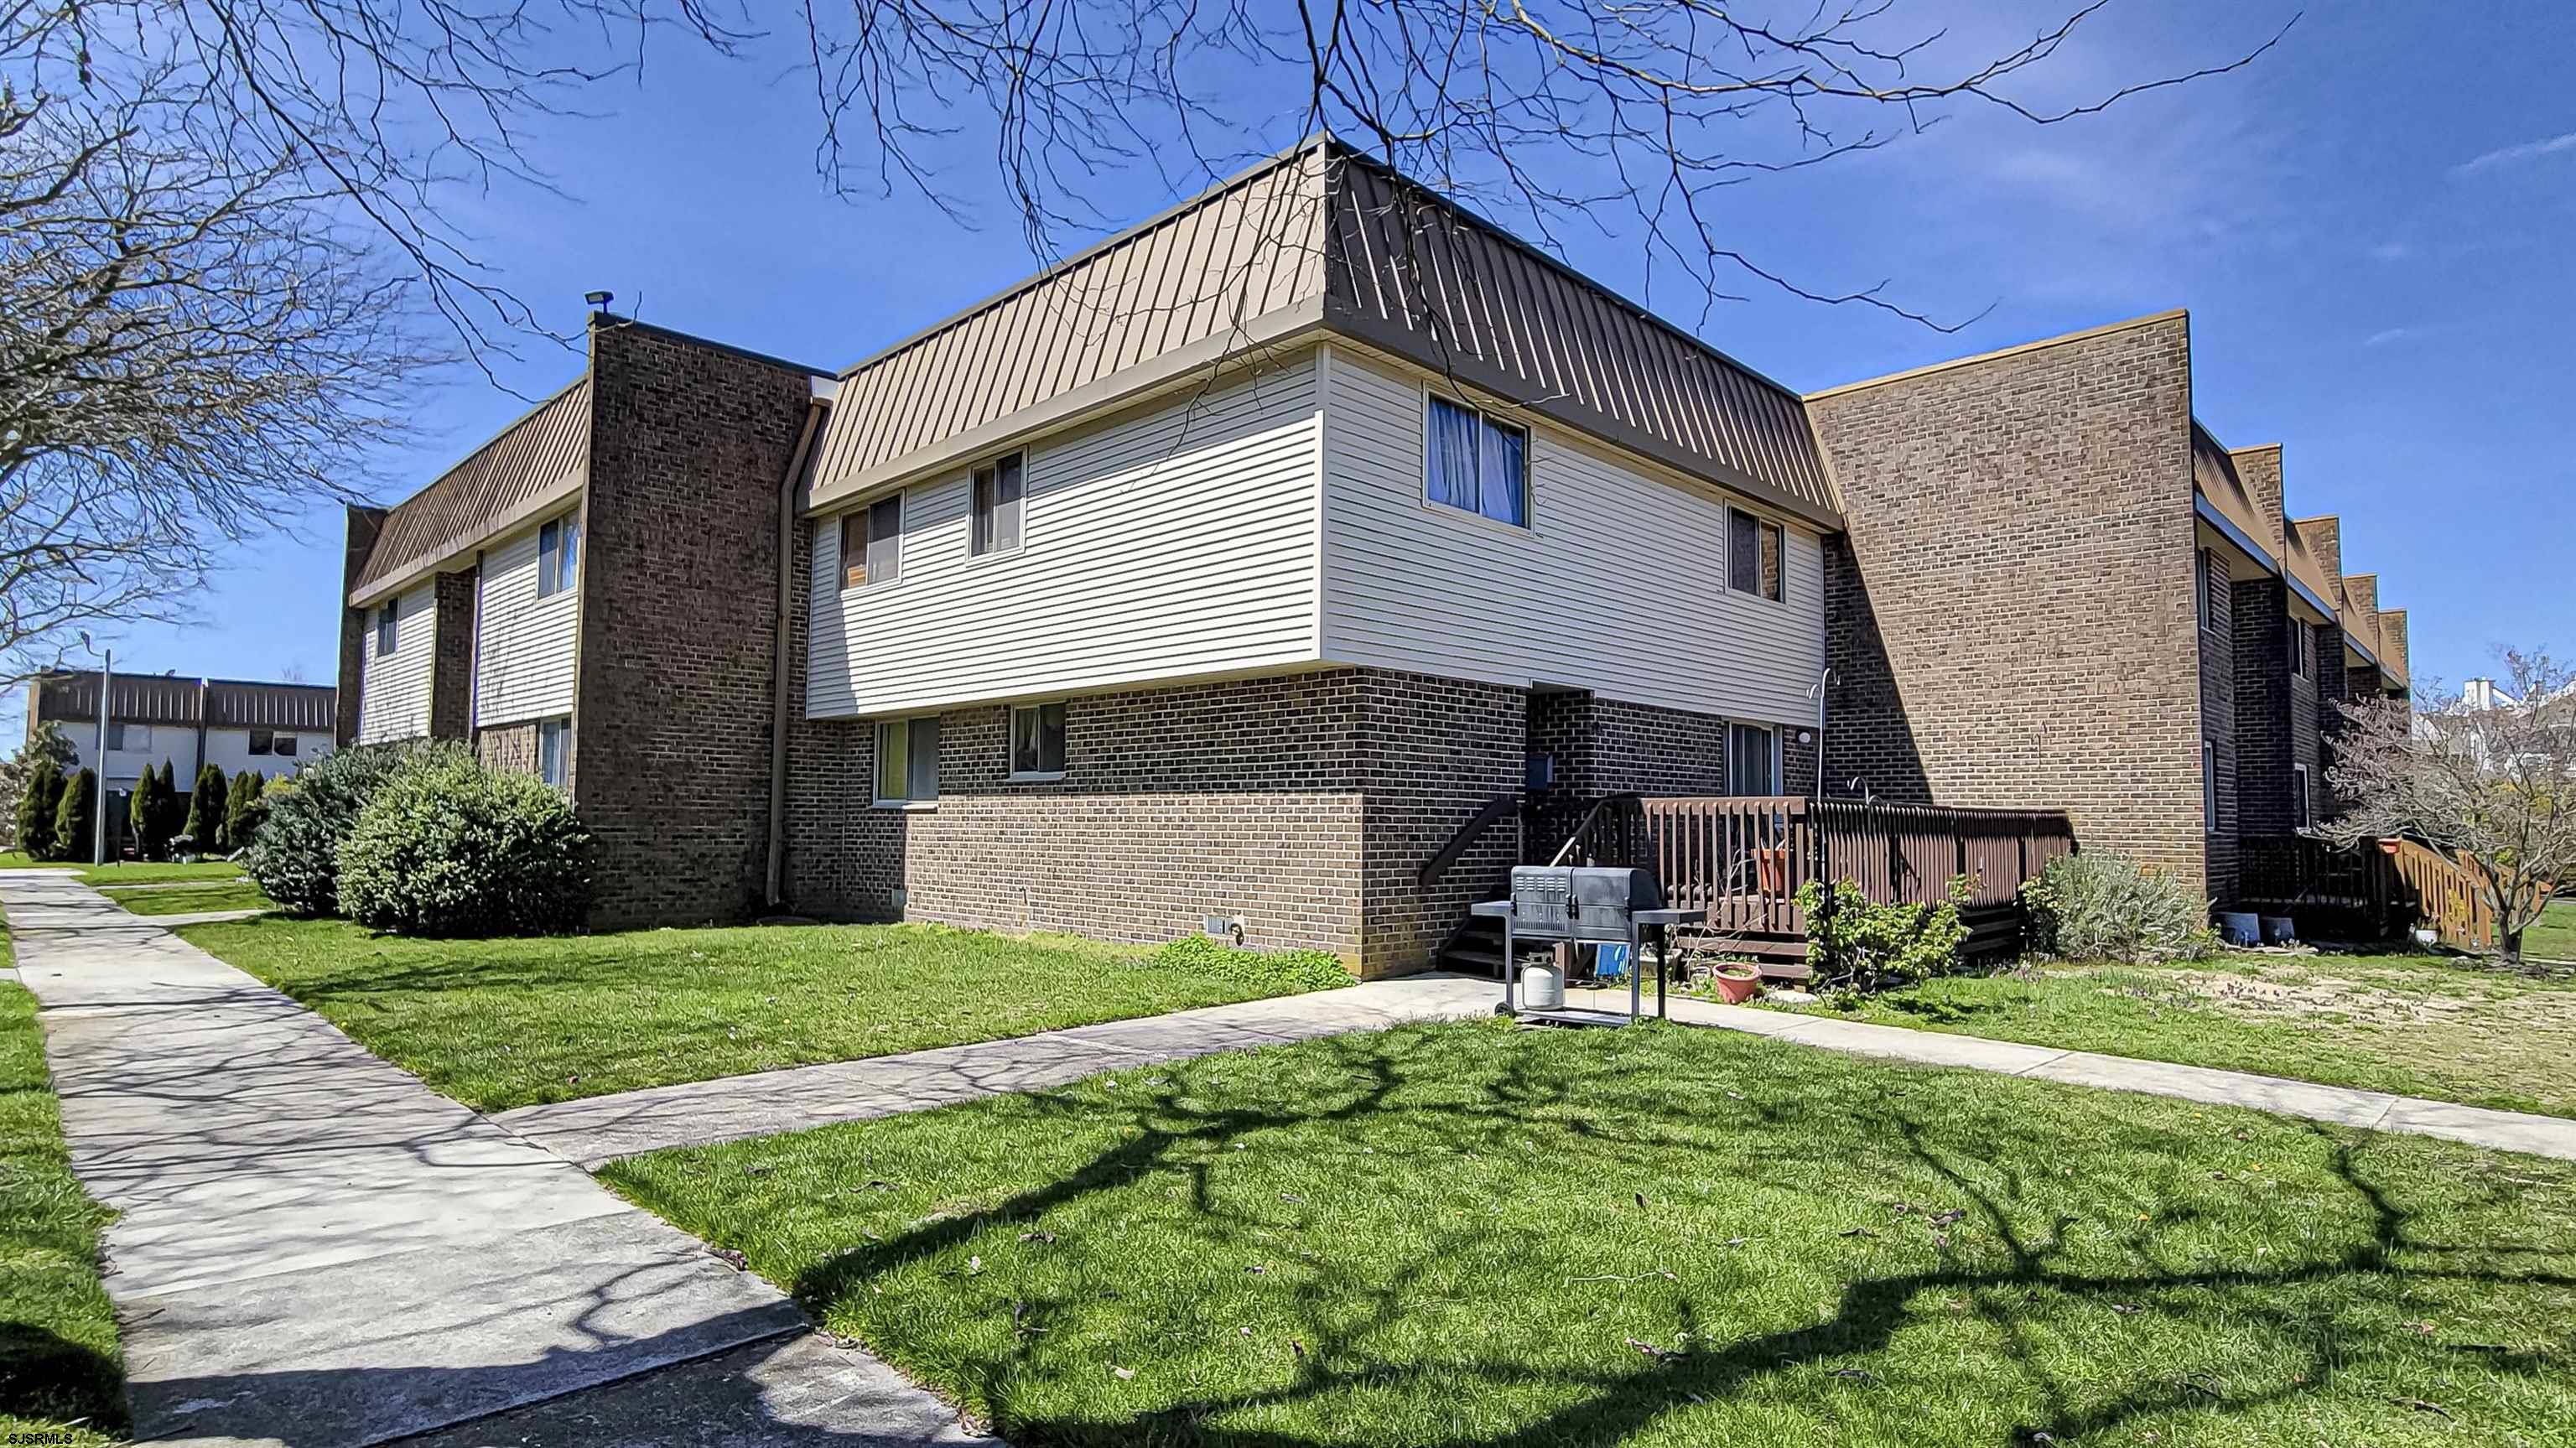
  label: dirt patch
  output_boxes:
[2165,970,2482,1028]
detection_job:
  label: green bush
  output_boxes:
[336,752,594,937]
[50,768,96,864]
[224,771,267,853]
[184,764,228,853]
[1151,934,1352,992]
[247,740,466,916]
[14,759,63,861]
[127,761,174,860]
[2018,851,2219,964]
[1794,875,1972,992]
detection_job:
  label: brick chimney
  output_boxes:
[2381,608,2410,687]
[2292,514,2341,593]
[2343,572,2380,651]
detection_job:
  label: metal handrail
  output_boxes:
[1416,792,1523,889]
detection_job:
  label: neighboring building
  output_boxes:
[24,672,337,848]
[1808,312,2408,904]
[335,137,2418,962]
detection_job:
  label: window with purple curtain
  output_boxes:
[1426,395,1528,527]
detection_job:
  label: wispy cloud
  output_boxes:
[2364,326,2418,348]
[2455,131,2576,175]
[2366,241,2412,263]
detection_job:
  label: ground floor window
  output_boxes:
[2203,739,2220,833]
[1727,723,1779,795]
[538,718,573,789]
[876,715,940,804]
[1009,701,1066,779]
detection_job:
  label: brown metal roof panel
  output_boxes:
[205,681,338,730]
[352,376,591,595]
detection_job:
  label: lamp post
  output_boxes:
[78,641,112,867]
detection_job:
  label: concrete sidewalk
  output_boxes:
[0,870,986,1448]
[1561,984,2576,1162]
[496,973,1498,1166]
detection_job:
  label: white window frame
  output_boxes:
[1008,701,1067,781]
[2195,549,2216,633]
[874,715,940,807]
[2202,739,2219,834]
[1421,390,1532,532]
[275,733,299,758]
[2292,762,2313,829]
[970,451,1027,559]
[2289,618,2311,681]
[537,510,583,598]
[375,603,398,656]
[839,491,905,592]
[538,718,573,789]
[1727,507,1786,605]
[1727,722,1781,795]
[249,729,275,757]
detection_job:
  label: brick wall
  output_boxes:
[336,506,388,746]
[1355,670,1527,975]
[574,319,816,926]
[428,571,477,740]
[2231,577,2293,838]
[2196,547,2240,902]
[1809,313,2209,891]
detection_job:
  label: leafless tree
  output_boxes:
[5,0,2286,678]
[2318,649,2573,964]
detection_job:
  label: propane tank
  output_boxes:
[1520,958,1566,1010]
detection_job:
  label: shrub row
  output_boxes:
[247,740,592,937]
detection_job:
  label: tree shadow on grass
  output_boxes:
[756,1025,2576,1448]
[0,1322,124,1436]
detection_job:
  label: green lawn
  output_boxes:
[605,1019,2576,1447]
[1768,951,2576,1119]
[178,917,1348,1113]
[0,952,124,1444]
[1,854,251,886]
[2528,899,2575,963]
[101,880,271,917]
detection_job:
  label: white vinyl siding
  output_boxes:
[807,356,1323,719]
[1318,347,1827,726]
[475,521,580,726]
[356,584,438,743]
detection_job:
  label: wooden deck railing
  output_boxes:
[1553,795,2075,956]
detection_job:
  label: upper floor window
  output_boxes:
[375,602,397,656]
[250,729,273,756]
[875,715,940,804]
[2195,549,2219,633]
[537,511,583,597]
[841,494,902,590]
[1727,723,1779,794]
[1010,701,1067,779]
[538,717,572,789]
[107,722,148,752]
[1425,395,1529,528]
[972,453,1026,557]
[2292,762,2314,828]
[1728,508,1784,603]
[2289,619,2314,680]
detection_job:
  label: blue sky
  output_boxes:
[62,0,2573,713]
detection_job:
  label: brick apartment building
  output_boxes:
[336,138,2415,966]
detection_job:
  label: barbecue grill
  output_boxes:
[1474,864,1703,1027]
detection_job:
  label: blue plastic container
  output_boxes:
[1593,942,1631,980]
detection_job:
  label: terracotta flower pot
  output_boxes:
[1710,965,1761,1004]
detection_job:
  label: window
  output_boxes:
[840,495,903,589]
[2292,763,2313,829]
[2195,550,2216,632]
[250,729,273,756]
[1727,723,1779,795]
[1010,702,1067,779]
[275,734,299,758]
[2203,739,2219,834]
[1425,395,1529,528]
[2288,618,2314,680]
[875,716,940,804]
[375,602,397,656]
[538,718,572,788]
[1728,508,1784,603]
[537,511,583,597]
[972,453,1025,556]
[107,723,148,752]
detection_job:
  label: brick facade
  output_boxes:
[1809,313,2210,892]
[427,571,477,740]
[1354,672,1526,974]
[2196,547,2241,903]
[572,320,816,926]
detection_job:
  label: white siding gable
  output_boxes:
[356,583,438,743]
[808,357,1324,719]
[475,518,579,725]
[1319,347,1826,726]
